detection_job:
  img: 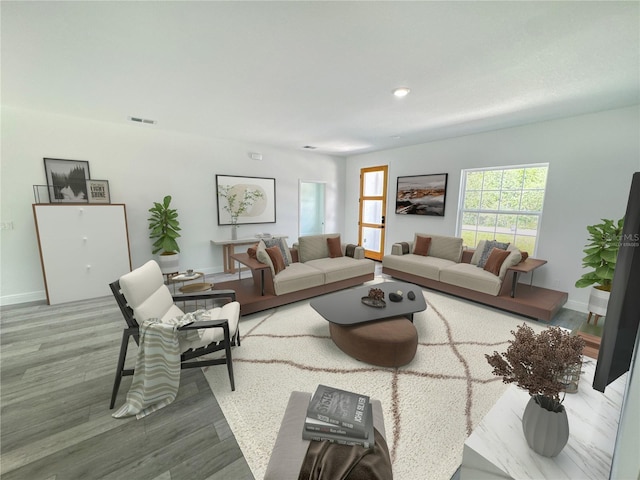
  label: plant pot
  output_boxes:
[522,395,569,457]
[588,286,610,317]
[158,252,180,275]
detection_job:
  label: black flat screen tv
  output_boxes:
[593,172,640,392]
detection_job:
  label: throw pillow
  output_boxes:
[477,240,510,268]
[498,248,522,279]
[470,240,486,265]
[483,248,512,276]
[327,236,343,258]
[413,236,432,256]
[247,243,259,259]
[266,246,286,275]
[256,241,275,276]
[264,237,291,266]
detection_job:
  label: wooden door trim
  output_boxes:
[358,165,388,261]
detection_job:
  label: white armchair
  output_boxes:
[109,260,240,409]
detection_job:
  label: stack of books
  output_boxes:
[303,384,375,448]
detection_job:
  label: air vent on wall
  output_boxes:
[128,116,157,125]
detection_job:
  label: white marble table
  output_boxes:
[461,358,627,479]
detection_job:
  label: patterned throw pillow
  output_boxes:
[477,240,509,268]
[264,237,290,266]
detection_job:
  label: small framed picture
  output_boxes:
[86,179,111,204]
[44,158,91,203]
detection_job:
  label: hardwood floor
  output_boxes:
[0,295,254,480]
[0,265,587,479]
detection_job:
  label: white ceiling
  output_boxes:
[3,1,639,155]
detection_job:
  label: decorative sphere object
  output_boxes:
[407,291,416,301]
[389,292,403,302]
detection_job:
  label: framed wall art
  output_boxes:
[395,173,448,217]
[44,158,91,203]
[216,174,276,225]
[86,179,111,204]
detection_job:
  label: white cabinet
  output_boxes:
[33,204,132,304]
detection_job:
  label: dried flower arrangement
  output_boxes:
[368,288,385,301]
[485,324,585,412]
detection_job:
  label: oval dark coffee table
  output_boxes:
[310,282,426,367]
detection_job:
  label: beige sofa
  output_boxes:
[256,233,375,297]
[379,234,566,318]
[383,234,522,296]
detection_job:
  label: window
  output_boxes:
[456,164,549,255]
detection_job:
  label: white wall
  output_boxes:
[0,106,346,305]
[345,106,640,312]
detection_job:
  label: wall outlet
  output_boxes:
[0,221,14,230]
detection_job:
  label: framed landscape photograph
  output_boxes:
[395,173,448,216]
[216,174,276,225]
[86,179,110,204]
[44,158,91,203]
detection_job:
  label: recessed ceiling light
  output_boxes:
[393,87,411,98]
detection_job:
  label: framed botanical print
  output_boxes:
[216,174,276,225]
[44,158,91,203]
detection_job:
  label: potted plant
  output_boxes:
[148,195,181,274]
[217,185,263,240]
[485,324,584,457]
[575,218,624,322]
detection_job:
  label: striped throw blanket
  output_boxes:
[112,312,201,419]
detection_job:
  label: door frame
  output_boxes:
[358,165,388,261]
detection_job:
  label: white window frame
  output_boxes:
[455,163,549,256]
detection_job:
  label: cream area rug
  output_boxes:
[202,280,546,480]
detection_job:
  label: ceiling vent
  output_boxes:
[128,116,157,125]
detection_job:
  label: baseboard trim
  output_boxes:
[1,290,47,306]
[564,299,588,313]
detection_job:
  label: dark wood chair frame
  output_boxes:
[109,280,241,409]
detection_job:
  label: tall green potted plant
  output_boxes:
[148,195,181,274]
[575,218,624,321]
